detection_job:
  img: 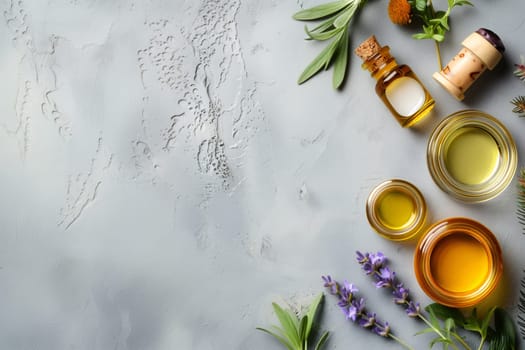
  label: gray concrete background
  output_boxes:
[0,0,524,349]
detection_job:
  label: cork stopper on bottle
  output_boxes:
[355,35,382,61]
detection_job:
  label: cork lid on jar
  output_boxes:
[462,28,505,70]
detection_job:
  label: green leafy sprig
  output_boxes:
[409,0,473,69]
[292,0,368,89]
[424,303,516,350]
[256,293,329,350]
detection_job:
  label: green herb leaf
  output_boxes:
[333,2,357,28]
[297,32,343,85]
[305,25,344,41]
[272,303,301,349]
[299,315,308,346]
[256,327,296,350]
[425,303,465,327]
[306,293,324,338]
[332,28,349,89]
[293,0,353,21]
[314,331,330,350]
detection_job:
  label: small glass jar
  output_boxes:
[427,110,517,203]
[355,35,435,127]
[366,179,427,241]
[433,28,505,100]
[414,217,503,308]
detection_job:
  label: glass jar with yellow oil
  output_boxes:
[427,110,517,202]
[414,217,503,308]
[366,179,427,241]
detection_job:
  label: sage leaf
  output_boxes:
[297,32,343,85]
[256,327,295,350]
[293,0,352,21]
[333,2,357,28]
[314,331,330,350]
[306,293,324,338]
[272,303,301,349]
[332,28,349,89]
[299,315,308,346]
[305,25,344,41]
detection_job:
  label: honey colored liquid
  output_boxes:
[376,65,435,127]
[430,233,490,292]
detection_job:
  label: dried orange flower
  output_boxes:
[388,0,412,25]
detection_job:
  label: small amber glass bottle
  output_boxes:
[355,35,435,127]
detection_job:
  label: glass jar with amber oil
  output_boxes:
[427,110,517,203]
[414,217,503,308]
[355,35,435,127]
[366,179,427,241]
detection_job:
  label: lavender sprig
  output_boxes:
[322,275,415,350]
[356,251,472,350]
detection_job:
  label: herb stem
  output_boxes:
[418,315,446,340]
[475,337,486,350]
[417,314,463,350]
[434,40,442,70]
[452,332,473,350]
[388,334,415,350]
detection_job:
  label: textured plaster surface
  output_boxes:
[0,0,525,349]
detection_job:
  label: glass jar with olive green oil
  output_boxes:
[427,110,517,202]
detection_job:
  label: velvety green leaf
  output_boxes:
[293,0,352,21]
[272,303,301,349]
[256,327,295,350]
[333,2,357,28]
[297,32,343,85]
[314,331,330,350]
[305,293,324,338]
[425,303,465,326]
[305,25,343,41]
[298,315,308,346]
[332,27,349,89]
[305,15,338,36]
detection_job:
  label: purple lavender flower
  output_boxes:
[375,267,395,288]
[337,280,358,308]
[375,322,391,337]
[392,283,409,304]
[406,301,421,318]
[356,251,422,319]
[322,275,339,295]
[347,297,365,321]
[322,276,393,339]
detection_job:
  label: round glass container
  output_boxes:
[427,110,517,203]
[366,179,427,241]
[414,217,503,308]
